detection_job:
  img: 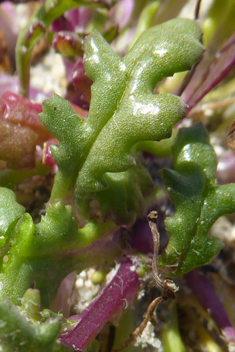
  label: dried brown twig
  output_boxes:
[115,211,178,351]
[148,211,178,301]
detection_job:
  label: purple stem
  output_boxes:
[185,269,235,344]
[130,216,154,255]
[65,58,92,109]
[51,7,94,33]
[182,31,235,113]
[109,0,134,29]
[60,258,140,351]
[65,8,94,33]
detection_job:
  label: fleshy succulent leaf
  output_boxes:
[0,288,73,352]
[40,18,203,225]
[0,186,119,306]
[0,187,25,249]
[159,124,235,276]
[95,160,153,225]
[76,19,202,193]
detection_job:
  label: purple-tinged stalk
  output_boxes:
[63,7,94,33]
[51,16,74,32]
[184,269,235,345]
[60,258,140,351]
[65,58,92,109]
[182,31,235,114]
[51,7,96,34]
[130,216,154,255]
[109,0,134,29]
[15,0,114,98]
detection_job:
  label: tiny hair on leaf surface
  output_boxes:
[159,123,235,276]
[40,18,204,226]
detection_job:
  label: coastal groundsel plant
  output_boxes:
[0,0,235,351]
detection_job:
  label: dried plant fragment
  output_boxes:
[148,211,178,300]
[117,211,178,350]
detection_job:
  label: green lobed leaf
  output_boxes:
[0,187,25,250]
[0,199,118,306]
[95,159,153,225]
[0,289,72,352]
[40,18,203,225]
[159,123,235,276]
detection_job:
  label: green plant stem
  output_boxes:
[161,302,186,352]
[76,220,118,247]
[202,0,234,47]
[0,210,120,306]
[0,162,49,189]
[135,129,177,157]
[15,0,110,98]
[112,308,138,352]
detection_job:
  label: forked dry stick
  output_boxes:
[148,211,178,301]
[115,211,178,351]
